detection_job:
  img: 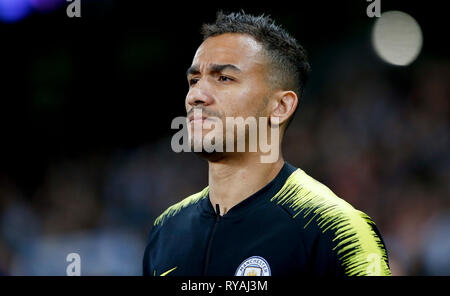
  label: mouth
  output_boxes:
[188,115,211,124]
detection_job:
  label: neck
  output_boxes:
[208,153,285,216]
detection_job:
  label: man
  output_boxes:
[143,11,391,276]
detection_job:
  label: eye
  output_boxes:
[189,78,199,86]
[218,75,233,82]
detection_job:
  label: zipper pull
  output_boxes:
[215,204,221,221]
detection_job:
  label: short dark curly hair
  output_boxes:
[201,11,311,114]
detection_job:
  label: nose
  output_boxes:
[186,84,214,108]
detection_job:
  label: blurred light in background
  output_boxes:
[0,0,31,23]
[0,0,66,22]
[372,11,423,66]
[29,0,65,13]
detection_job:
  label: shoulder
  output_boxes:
[271,168,391,275]
[153,186,209,228]
[270,167,356,220]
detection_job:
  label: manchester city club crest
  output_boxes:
[234,256,271,276]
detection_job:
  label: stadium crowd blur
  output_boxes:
[0,3,448,276]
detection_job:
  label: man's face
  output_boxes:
[185,33,272,154]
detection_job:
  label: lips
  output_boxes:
[188,114,209,123]
[188,112,216,124]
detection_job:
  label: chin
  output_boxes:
[189,137,228,162]
[193,150,227,162]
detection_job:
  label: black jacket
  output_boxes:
[143,162,390,276]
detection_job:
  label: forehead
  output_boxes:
[192,33,267,72]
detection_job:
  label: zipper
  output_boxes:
[203,203,221,276]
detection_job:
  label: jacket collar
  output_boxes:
[198,161,297,219]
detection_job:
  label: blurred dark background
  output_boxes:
[0,0,448,275]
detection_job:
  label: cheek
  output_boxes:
[219,86,266,118]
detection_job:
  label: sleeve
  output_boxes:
[142,243,151,276]
[142,224,158,276]
[313,209,391,276]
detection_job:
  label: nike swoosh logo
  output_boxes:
[159,266,177,276]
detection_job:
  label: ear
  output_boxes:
[270,91,298,126]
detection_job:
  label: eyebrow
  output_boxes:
[186,64,241,77]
